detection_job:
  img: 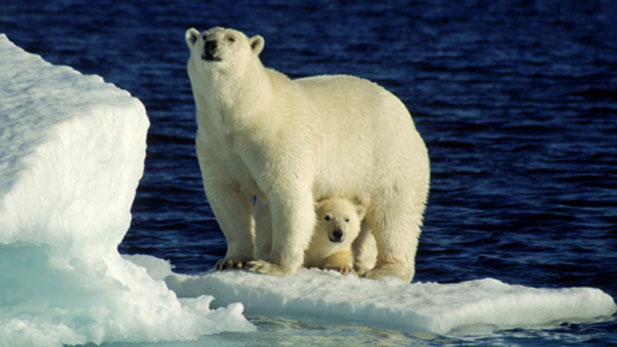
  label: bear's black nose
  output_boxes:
[205,40,218,52]
[203,40,220,61]
[329,229,344,243]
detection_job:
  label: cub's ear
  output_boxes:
[355,205,367,219]
[185,28,200,48]
[250,35,265,55]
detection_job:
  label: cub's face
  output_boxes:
[185,26,264,73]
[315,198,366,249]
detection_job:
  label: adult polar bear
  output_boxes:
[185,27,429,282]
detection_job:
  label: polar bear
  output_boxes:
[304,197,366,274]
[185,26,429,282]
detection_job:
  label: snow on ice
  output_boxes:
[0,34,615,347]
[163,263,616,335]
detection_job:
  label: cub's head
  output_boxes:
[315,198,366,248]
[185,26,264,73]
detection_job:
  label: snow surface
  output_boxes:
[164,264,616,335]
[131,256,617,336]
[0,35,252,347]
[1,34,615,347]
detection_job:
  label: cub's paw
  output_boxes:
[325,264,356,276]
[244,260,288,276]
[338,266,357,276]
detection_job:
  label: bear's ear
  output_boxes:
[250,35,265,56]
[185,28,200,48]
[355,205,367,219]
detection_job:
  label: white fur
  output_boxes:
[185,27,429,282]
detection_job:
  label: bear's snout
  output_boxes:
[329,229,344,243]
[203,40,221,61]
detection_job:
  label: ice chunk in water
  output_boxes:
[0,34,253,347]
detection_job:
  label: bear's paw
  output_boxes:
[215,258,250,271]
[244,260,290,276]
[362,263,412,282]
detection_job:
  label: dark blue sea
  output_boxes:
[2,0,617,345]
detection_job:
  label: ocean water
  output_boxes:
[2,0,616,345]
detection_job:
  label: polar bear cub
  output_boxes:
[304,198,366,274]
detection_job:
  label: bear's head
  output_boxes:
[314,198,366,249]
[185,27,264,74]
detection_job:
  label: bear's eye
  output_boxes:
[226,35,235,43]
[344,217,350,223]
[324,214,332,221]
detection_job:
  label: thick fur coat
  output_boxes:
[185,27,429,282]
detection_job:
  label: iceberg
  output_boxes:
[0,35,253,347]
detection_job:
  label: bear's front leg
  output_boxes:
[253,198,272,261]
[204,181,256,271]
[245,190,315,276]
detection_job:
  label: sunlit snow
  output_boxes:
[163,261,616,335]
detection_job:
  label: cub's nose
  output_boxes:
[329,229,344,243]
[205,40,218,53]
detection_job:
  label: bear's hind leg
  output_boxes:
[363,204,422,282]
[352,220,377,276]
